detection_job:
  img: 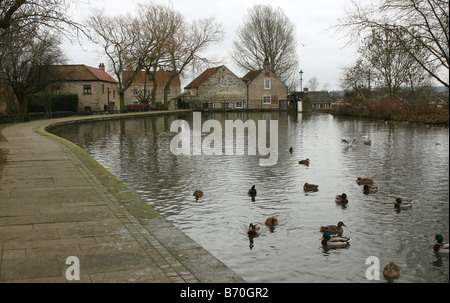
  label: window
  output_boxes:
[236,101,244,109]
[222,102,230,109]
[132,88,139,96]
[263,96,271,104]
[220,79,228,87]
[83,85,92,94]
[102,84,105,94]
[205,102,214,109]
[264,79,271,90]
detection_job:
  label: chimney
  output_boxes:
[99,63,105,71]
[263,58,271,75]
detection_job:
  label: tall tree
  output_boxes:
[232,4,299,86]
[87,11,142,112]
[0,28,66,119]
[162,17,224,106]
[337,0,449,87]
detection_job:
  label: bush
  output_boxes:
[27,93,78,113]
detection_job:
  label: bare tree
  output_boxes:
[0,28,66,119]
[337,0,449,87]
[87,10,142,112]
[0,0,86,39]
[162,17,224,106]
[232,4,299,86]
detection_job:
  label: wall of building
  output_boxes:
[247,72,288,109]
[195,66,247,102]
[55,81,118,111]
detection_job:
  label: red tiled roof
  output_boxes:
[47,65,118,84]
[123,70,181,86]
[242,69,263,84]
[184,66,223,89]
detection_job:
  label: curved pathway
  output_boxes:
[0,112,244,283]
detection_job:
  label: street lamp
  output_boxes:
[299,70,303,92]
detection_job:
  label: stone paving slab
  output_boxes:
[0,111,244,283]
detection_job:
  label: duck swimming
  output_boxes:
[248,185,257,196]
[304,183,319,192]
[298,158,310,165]
[265,217,279,227]
[382,262,401,280]
[363,184,378,194]
[433,234,449,254]
[335,193,348,204]
[320,233,350,248]
[320,221,346,235]
[193,190,203,199]
[247,223,261,236]
[394,198,413,210]
[356,177,374,185]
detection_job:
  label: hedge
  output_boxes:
[28,93,78,113]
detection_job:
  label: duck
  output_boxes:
[363,184,378,194]
[433,234,449,254]
[363,140,372,146]
[320,221,346,235]
[341,138,357,146]
[394,198,413,210]
[298,158,310,165]
[289,147,293,154]
[303,183,319,192]
[247,223,261,236]
[382,262,401,280]
[335,193,348,204]
[265,217,279,227]
[356,177,374,185]
[320,233,351,248]
[193,190,203,199]
[247,185,257,196]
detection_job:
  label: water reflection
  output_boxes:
[52,111,449,283]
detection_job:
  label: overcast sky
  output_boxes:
[63,0,358,91]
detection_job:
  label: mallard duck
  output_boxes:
[335,193,348,204]
[363,184,378,194]
[364,140,372,146]
[247,185,257,196]
[193,190,203,199]
[320,221,346,234]
[383,262,401,280]
[433,234,449,253]
[303,183,319,192]
[289,147,293,154]
[394,198,413,209]
[320,233,350,248]
[265,217,279,227]
[247,223,261,236]
[298,158,310,165]
[356,177,373,185]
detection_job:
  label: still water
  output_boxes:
[52,111,449,283]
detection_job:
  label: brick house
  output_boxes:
[242,58,288,110]
[46,64,119,111]
[182,59,288,110]
[183,65,247,110]
[123,70,181,109]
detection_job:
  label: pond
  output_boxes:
[52,111,449,283]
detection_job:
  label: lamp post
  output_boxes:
[299,70,303,92]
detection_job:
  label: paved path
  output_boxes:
[0,112,244,283]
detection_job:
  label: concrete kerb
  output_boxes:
[4,110,245,283]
